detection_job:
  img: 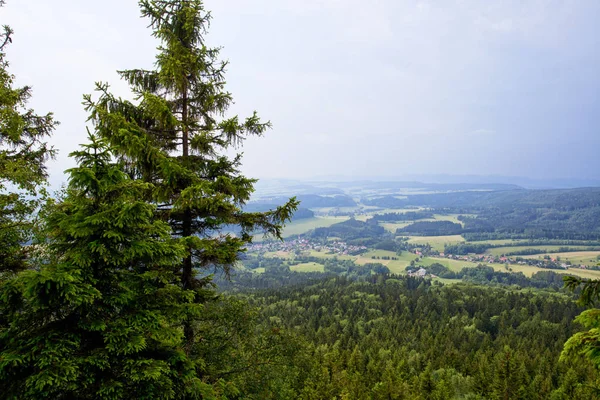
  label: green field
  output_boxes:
[523,251,600,266]
[432,214,465,226]
[252,248,600,280]
[307,250,355,261]
[418,256,600,279]
[471,239,532,246]
[407,235,466,252]
[254,216,349,241]
[379,222,411,233]
[290,262,325,273]
[417,256,479,272]
[486,245,589,257]
[355,250,418,274]
[282,216,349,237]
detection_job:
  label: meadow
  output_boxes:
[406,235,465,252]
[486,245,592,257]
[254,216,349,241]
[290,262,325,273]
[523,251,600,266]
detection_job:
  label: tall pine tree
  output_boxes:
[84,0,297,351]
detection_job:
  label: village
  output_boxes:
[248,236,596,273]
[247,237,368,257]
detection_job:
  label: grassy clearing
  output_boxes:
[354,251,418,274]
[253,267,265,274]
[380,222,412,233]
[290,262,325,273]
[432,214,464,225]
[407,235,466,252]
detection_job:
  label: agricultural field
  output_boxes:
[470,239,533,246]
[250,247,600,280]
[431,214,466,225]
[523,251,600,266]
[417,256,480,272]
[379,222,412,233]
[407,235,466,252]
[290,262,325,273]
[282,216,349,237]
[355,250,418,274]
[486,245,591,257]
[254,216,349,241]
[419,256,600,280]
[307,250,355,261]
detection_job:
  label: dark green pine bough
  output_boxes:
[0,0,297,398]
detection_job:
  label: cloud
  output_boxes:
[2,0,599,183]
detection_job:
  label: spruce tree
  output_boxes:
[0,0,57,276]
[562,275,600,376]
[84,0,297,351]
[0,136,210,399]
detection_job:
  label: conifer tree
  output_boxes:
[0,0,57,276]
[0,136,212,399]
[562,276,600,380]
[84,0,297,351]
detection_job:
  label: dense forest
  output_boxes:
[349,189,600,240]
[221,275,599,399]
[397,221,464,236]
[312,218,387,246]
[368,211,435,222]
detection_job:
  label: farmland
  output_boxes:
[523,251,600,266]
[407,235,465,251]
[290,262,325,273]
[485,245,591,257]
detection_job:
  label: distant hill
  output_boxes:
[389,187,600,240]
[254,194,357,209]
[244,203,315,220]
[311,218,386,246]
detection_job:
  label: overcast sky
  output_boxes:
[2,0,600,185]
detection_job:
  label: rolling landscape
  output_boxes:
[234,183,600,280]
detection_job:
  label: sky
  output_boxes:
[2,0,600,186]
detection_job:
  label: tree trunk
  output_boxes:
[181,80,194,353]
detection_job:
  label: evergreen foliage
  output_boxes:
[243,276,600,399]
[562,275,600,390]
[82,0,297,353]
[0,0,297,397]
[0,137,205,398]
[3,0,600,398]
